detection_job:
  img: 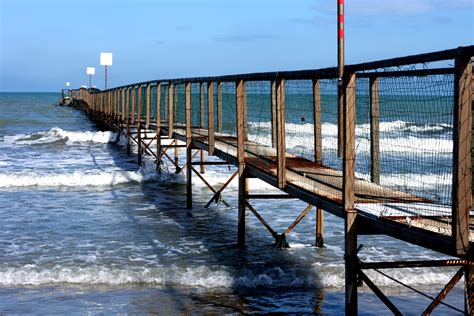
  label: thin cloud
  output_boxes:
[213,34,277,43]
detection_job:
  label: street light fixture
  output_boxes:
[100,52,113,90]
[86,67,96,88]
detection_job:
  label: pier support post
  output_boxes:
[238,170,248,248]
[236,79,247,248]
[156,83,162,173]
[217,82,223,133]
[466,263,474,314]
[185,81,192,209]
[200,83,206,174]
[173,84,179,171]
[452,49,472,256]
[316,207,324,247]
[126,88,131,156]
[137,85,143,166]
[343,71,358,315]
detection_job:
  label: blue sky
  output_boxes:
[0,0,472,92]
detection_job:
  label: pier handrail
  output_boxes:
[68,45,473,258]
[65,45,474,314]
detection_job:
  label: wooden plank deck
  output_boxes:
[177,127,428,204]
[161,125,474,249]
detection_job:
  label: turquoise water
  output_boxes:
[0,92,465,314]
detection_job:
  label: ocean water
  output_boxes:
[0,92,466,314]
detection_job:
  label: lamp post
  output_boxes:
[86,67,96,88]
[100,52,113,90]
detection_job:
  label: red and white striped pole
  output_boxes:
[337,0,345,158]
[338,0,344,79]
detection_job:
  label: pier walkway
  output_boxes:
[66,46,473,314]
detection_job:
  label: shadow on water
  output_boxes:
[99,137,328,314]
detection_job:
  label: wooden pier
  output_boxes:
[66,46,473,314]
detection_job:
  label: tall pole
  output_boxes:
[337,0,344,158]
[89,75,92,88]
[338,1,358,315]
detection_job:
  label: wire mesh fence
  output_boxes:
[79,46,473,241]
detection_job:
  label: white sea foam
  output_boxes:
[317,263,458,289]
[0,163,157,187]
[0,263,456,289]
[248,120,453,155]
[0,265,311,288]
[2,127,118,145]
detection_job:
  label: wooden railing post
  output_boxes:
[271,80,277,148]
[217,81,223,133]
[101,92,104,114]
[186,81,192,209]
[452,49,472,257]
[168,82,174,138]
[236,79,247,248]
[313,78,323,245]
[126,88,131,155]
[200,82,206,173]
[156,83,162,172]
[208,81,215,155]
[276,78,286,189]
[146,84,151,129]
[137,85,142,166]
[131,87,136,125]
[313,79,322,163]
[173,84,179,167]
[370,77,380,184]
[343,71,357,315]
[121,88,125,122]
